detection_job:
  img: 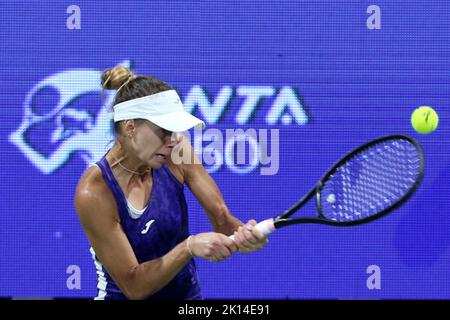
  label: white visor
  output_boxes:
[113,90,205,132]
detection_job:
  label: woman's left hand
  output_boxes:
[232,219,268,253]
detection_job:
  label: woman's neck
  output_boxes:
[107,143,150,178]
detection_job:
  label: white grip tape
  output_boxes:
[229,219,275,240]
[255,219,276,235]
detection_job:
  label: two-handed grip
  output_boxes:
[229,218,275,240]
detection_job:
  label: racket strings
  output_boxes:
[320,139,421,222]
[338,145,418,217]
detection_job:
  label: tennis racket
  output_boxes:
[232,135,424,238]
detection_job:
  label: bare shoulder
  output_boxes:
[166,136,193,184]
[166,158,185,184]
[75,166,107,200]
[75,166,118,226]
[167,136,204,184]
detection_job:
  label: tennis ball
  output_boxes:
[411,106,439,134]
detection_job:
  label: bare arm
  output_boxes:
[175,140,242,235]
[174,139,268,252]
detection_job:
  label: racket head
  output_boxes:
[314,135,424,226]
[274,135,424,228]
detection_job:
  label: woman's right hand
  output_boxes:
[188,232,238,262]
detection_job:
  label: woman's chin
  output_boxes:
[149,157,167,168]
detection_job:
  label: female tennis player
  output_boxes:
[74,66,267,300]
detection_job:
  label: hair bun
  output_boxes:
[101,66,135,90]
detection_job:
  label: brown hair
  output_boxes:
[101,66,173,134]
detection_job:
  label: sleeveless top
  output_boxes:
[91,156,202,300]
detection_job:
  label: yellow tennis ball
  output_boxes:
[411,106,439,134]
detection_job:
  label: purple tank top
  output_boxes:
[93,156,202,300]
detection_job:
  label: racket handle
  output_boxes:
[229,219,275,240]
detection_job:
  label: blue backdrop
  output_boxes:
[1,0,449,299]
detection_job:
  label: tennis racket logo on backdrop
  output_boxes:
[9,63,129,174]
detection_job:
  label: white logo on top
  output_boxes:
[141,220,155,235]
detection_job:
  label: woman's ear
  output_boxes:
[123,120,136,138]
